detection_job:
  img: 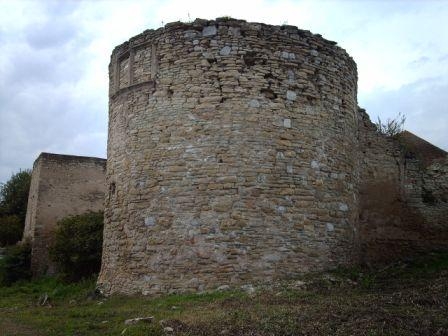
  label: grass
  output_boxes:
[1,253,448,335]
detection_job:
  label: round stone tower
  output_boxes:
[98,18,358,295]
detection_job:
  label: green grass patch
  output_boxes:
[1,252,448,335]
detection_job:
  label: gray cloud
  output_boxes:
[26,20,77,50]
[409,56,430,68]
[42,1,79,16]
[439,54,448,62]
[24,0,79,49]
[0,1,107,183]
[0,81,107,182]
[3,48,85,86]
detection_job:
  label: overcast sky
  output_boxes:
[0,0,447,183]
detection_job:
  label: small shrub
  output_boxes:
[375,112,406,137]
[0,215,23,246]
[0,242,31,286]
[49,212,104,282]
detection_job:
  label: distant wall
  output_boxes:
[23,153,106,276]
[357,108,448,262]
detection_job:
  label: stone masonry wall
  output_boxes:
[23,153,106,276]
[357,108,448,262]
[98,18,359,295]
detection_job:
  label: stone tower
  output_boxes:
[98,18,359,295]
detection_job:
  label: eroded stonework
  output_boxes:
[98,18,448,296]
[99,18,359,295]
[357,111,448,261]
[23,153,106,276]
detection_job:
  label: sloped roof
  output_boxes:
[397,130,447,166]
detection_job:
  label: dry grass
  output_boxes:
[1,252,447,335]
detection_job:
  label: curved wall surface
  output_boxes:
[98,18,358,295]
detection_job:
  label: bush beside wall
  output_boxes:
[49,212,104,282]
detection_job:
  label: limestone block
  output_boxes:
[202,25,217,37]
[220,46,232,56]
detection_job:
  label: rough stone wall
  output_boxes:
[400,154,448,251]
[23,153,106,276]
[357,109,448,262]
[99,18,359,295]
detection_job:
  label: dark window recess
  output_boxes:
[109,182,116,195]
[421,187,436,205]
[243,51,257,66]
[261,88,277,100]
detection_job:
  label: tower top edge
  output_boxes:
[110,17,355,66]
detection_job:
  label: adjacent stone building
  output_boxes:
[23,153,106,276]
[96,18,448,295]
[357,109,448,262]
